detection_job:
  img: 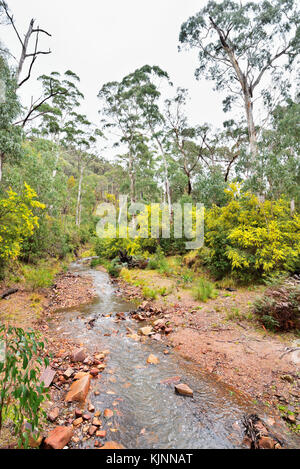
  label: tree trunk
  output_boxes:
[187,176,192,195]
[128,153,136,204]
[244,92,258,158]
[162,154,172,216]
[76,166,84,226]
[291,199,295,215]
[16,19,34,84]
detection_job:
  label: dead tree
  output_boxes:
[3,2,51,87]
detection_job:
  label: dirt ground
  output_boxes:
[117,267,300,432]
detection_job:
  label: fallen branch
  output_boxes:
[0,288,19,300]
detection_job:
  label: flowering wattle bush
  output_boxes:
[0,183,45,261]
[204,184,300,281]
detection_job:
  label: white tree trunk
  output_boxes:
[244,93,258,158]
[128,154,135,204]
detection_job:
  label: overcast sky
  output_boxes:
[4,0,229,156]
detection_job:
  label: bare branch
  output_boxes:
[2,2,23,46]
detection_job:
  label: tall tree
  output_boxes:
[63,112,97,226]
[33,70,84,177]
[0,54,22,182]
[179,0,300,159]
[121,65,172,212]
[164,88,210,195]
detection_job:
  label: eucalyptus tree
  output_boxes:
[242,99,300,203]
[98,65,171,208]
[164,88,211,196]
[0,54,22,183]
[179,0,300,159]
[120,65,173,212]
[33,70,84,177]
[62,112,97,226]
[98,80,143,204]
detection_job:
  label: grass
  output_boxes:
[147,253,172,275]
[142,286,158,299]
[22,264,58,290]
[192,278,218,302]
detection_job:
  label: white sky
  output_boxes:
[3,0,230,157]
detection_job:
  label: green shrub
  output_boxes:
[90,257,101,268]
[192,278,218,302]
[105,258,122,278]
[253,278,300,331]
[142,286,158,299]
[205,184,300,282]
[0,325,49,448]
[147,248,171,275]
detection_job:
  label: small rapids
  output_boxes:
[50,259,298,449]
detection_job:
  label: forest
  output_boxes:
[0,0,299,452]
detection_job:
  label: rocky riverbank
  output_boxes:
[115,273,300,439]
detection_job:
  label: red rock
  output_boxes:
[92,417,102,426]
[83,413,92,421]
[65,375,90,402]
[99,441,125,449]
[104,409,114,419]
[175,383,193,397]
[71,348,86,363]
[88,425,97,436]
[73,417,83,426]
[88,403,95,412]
[90,368,99,377]
[39,366,56,387]
[44,426,73,449]
[74,371,88,380]
[96,430,106,438]
[258,436,275,449]
[48,407,59,422]
[75,408,83,418]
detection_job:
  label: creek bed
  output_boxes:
[50,259,298,449]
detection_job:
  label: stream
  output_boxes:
[50,259,298,449]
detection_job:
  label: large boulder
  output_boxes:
[44,426,73,449]
[65,374,90,402]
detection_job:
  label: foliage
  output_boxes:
[253,278,300,331]
[192,277,218,302]
[142,286,158,299]
[22,264,57,290]
[0,55,23,174]
[205,184,300,281]
[0,183,45,262]
[0,325,49,448]
[179,0,299,157]
[106,258,122,278]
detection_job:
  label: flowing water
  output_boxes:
[50,259,298,449]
